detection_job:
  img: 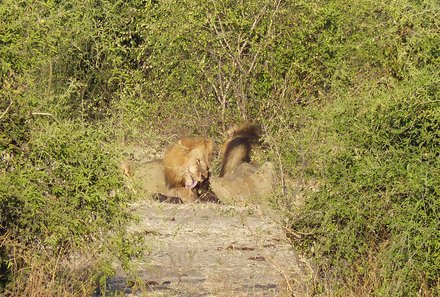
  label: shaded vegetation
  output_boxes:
[290,72,439,295]
[0,0,439,295]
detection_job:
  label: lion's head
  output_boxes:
[163,137,213,190]
[183,147,211,189]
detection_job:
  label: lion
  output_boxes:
[210,162,274,202]
[162,136,215,203]
[120,137,219,203]
[121,124,272,203]
[210,122,274,202]
[219,122,262,177]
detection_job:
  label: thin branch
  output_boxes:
[266,256,294,294]
[46,58,53,96]
[199,63,221,104]
[216,15,233,54]
[237,3,267,58]
[0,101,12,120]
[31,112,59,123]
[246,0,281,77]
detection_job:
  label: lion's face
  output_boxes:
[183,145,211,189]
[163,136,213,196]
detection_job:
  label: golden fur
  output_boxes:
[219,123,262,177]
[212,122,274,201]
[210,162,274,202]
[163,136,213,202]
[120,125,272,203]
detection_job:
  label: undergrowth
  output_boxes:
[0,121,143,295]
[288,69,439,296]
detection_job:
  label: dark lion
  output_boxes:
[219,123,262,177]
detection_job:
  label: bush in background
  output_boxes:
[0,121,142,295]
[289,69,439,296]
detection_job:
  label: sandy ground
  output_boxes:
[107,200,313,296]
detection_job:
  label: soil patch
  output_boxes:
[108,201,312,296]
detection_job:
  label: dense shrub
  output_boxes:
[0,121,140,295]
[289,69,440,296]
[1,121,129,245]
[3,0,437,130]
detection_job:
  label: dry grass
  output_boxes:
[1,233,103,297]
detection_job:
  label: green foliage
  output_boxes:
[1,121,129,246]
[290,69,440,296]
[0,121,139,294]
[3,0,438,129]
[0,100,30,159]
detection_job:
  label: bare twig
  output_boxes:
[31,112,59,123]
[246,0,281,77]
[284,225,317,237]
[46,58,53,96]
[0,101,13,120]
[208,0,284,121]
[283,226,302,239]
[266,256,294,294]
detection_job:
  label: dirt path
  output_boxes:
[108,200,312,296]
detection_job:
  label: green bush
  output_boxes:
[1,121,128,245]
[4,0,437,130]
[0,121,140,295]
[289,69,439,296]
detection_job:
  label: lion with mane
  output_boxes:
[210,122,274,202]
[162,136,214,203]
[219,122,262,177]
